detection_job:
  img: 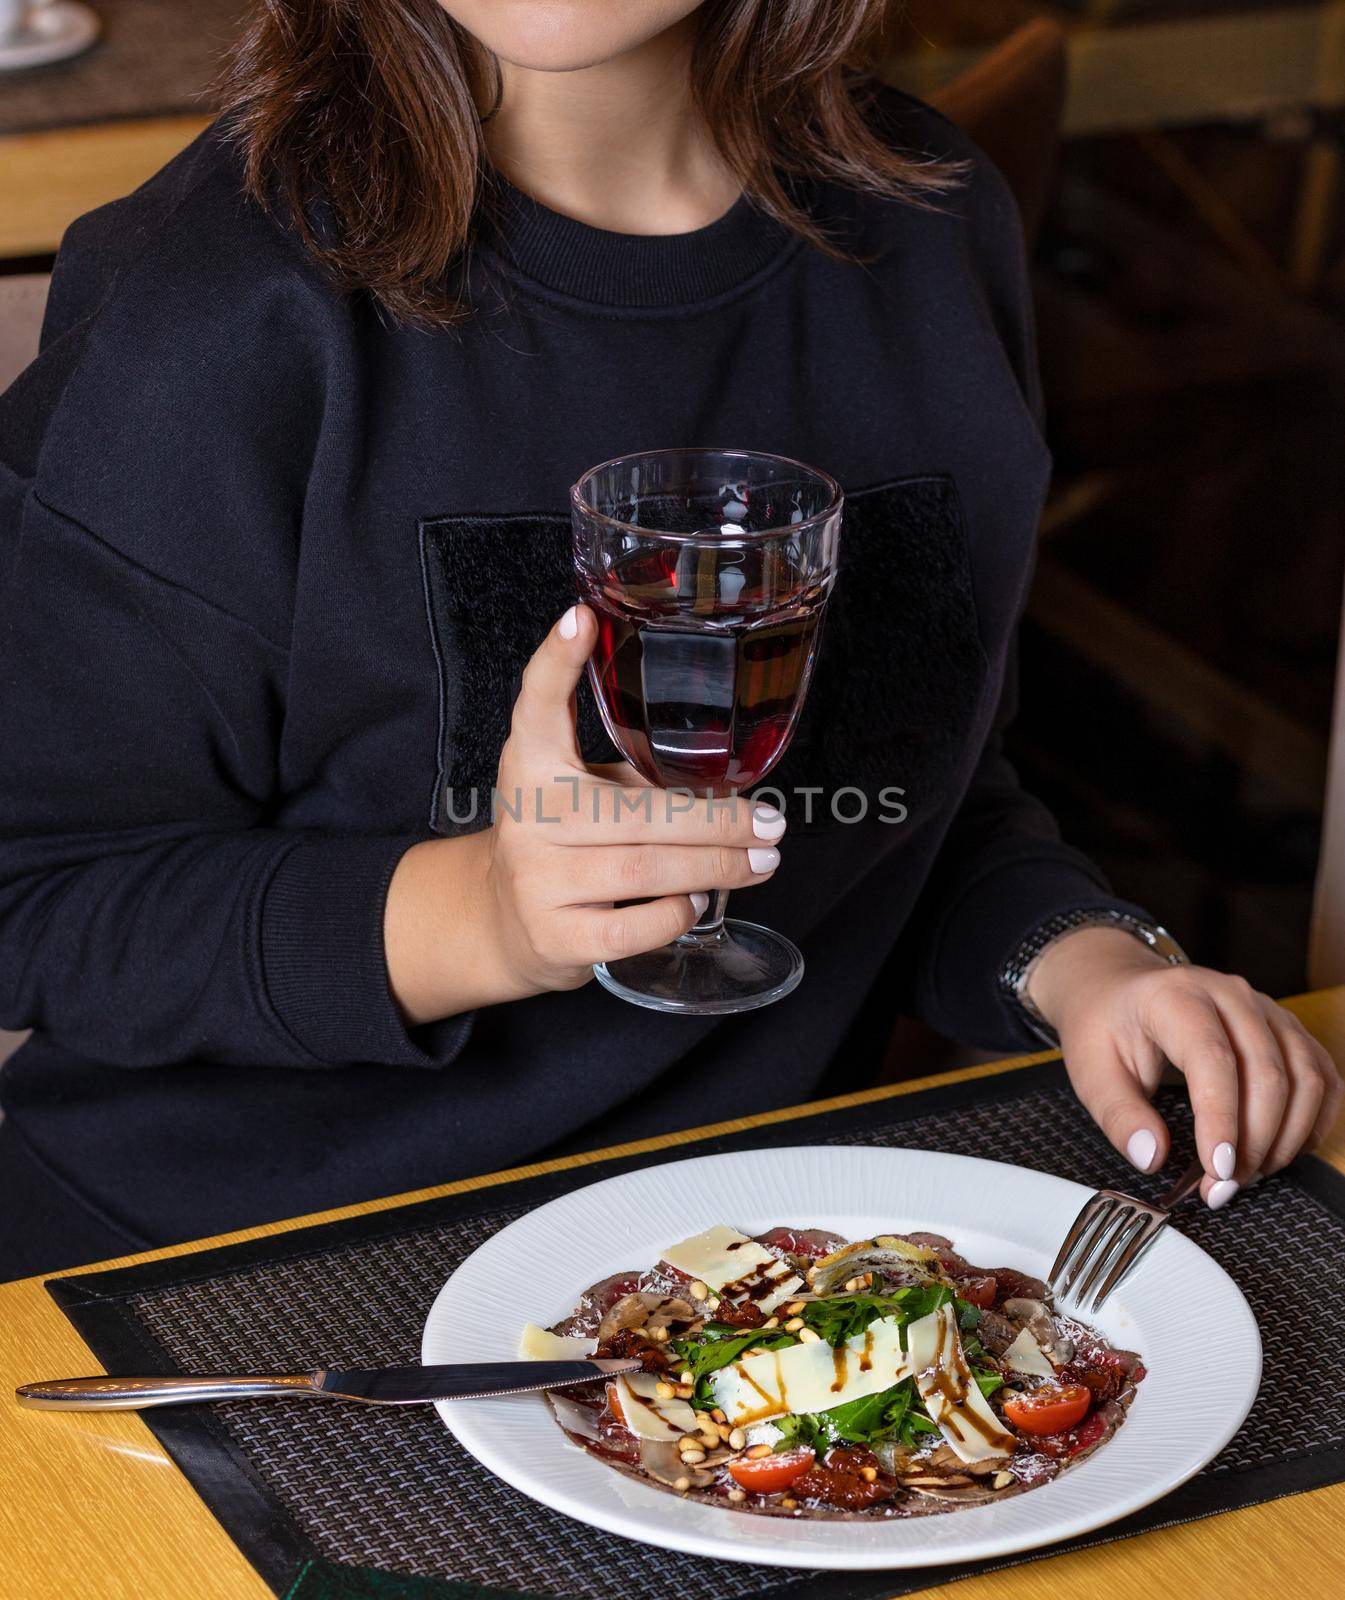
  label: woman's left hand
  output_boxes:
[1027,927,1343,1207]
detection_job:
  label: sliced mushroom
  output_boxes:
[639,1438,715,1490]
[597,1291,661,1343]
[1002,1297,1073,1366]
[917,1442,975,1475]
[645,1296,697,1336]
[807,1237,942,1295]
[976,1309,1019,1355]
[872,1438,915,1477]
[901,1479,1000,1504]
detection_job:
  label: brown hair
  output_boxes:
[218,1,960,326]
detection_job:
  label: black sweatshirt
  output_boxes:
[0,91,1148,1249]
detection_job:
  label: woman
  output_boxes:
[0,0,1337,1279]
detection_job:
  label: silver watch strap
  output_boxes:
[1000,909,1189,1047]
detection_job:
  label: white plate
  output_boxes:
[423,1145,1260,1569]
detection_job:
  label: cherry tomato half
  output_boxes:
[726,1446,815,1495]
[1002,1383,1091,1436]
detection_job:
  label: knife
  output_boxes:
[15,1358,643,1411]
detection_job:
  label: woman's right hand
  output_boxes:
[384,605,788,1024]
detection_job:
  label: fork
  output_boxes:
[1048,1156,1207,1315]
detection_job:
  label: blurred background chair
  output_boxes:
[1311,570,1345,987]
[931,16,1068,248]
[888,2,1345,1029]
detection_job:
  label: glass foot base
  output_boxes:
[594,920,804,1015]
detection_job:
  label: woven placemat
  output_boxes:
[49,1061,1345,1600]
[0,0,243,138]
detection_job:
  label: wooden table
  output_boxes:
[0,116,210,260]
[2,987,1342,1599]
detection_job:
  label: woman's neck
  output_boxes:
[482,17,741,236]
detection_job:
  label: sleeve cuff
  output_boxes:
[920,853,1155,1051]
[259,834,474,1068]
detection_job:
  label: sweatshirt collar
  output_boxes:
[475,169,797,309]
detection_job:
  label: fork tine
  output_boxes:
[1071,1205,1144,1307]
[1049,1193,1109,1286]
[1053,1196,1119,1300]
[1086,1210,1168,1314]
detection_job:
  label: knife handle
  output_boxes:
[15,1373,324,1410]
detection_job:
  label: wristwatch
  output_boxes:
[1000,908,1190,1048]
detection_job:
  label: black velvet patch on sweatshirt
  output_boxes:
[419,513,618,832]
[418,477,985,834]
[771,475,988,816]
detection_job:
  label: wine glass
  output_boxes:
[571,446,843,1014]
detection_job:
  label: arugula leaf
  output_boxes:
[770,1378,943,1452]
[670,1328,795,1378]
[973,1367,1004,1399]
[903,1411,940,1440]
[814,1386,903,1443]
[957,1299,983,1331]
[801,1284,956,1349]
[668,1327,797,1408]
[773,1412,821,1452]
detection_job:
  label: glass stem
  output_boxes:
[682,888,730,942]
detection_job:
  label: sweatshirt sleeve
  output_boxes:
[0,487,470,1071]
[0,144,471,1072]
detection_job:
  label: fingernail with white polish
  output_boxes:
[752,803,787,841]
[1213,1141,1236,1181]
[1207,1178,1239,1210]
[748,846,780,875]
[689,892,709,918]
[1126,1129,1157,1173]
[558,606,579,639]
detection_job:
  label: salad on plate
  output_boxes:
[521,1223,1146,1518]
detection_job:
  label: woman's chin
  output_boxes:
[439,0,702,75]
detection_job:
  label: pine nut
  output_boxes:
[712,1409,727,1424]
[747,1443,772,1459]
[728,1427,746,1450]
[727,1488,747,1503]
[780,1497,798,1510]
[655,1380,675,1399]
[784,1317,805,1332]
[694,1411,714,1430]
[762,1316,779,1329]
[844,1276,862,1292]
[993,1470,1015,1489]
[679,1370,694,1385]
[648,1325,669,1342]
[674,1475,692,1492]
[798,1328,821,1344]
[700,1429,720,1449]
[677,1435,699,1453]
[675,1384,694,1399]
[689,1280,709,1301]
[680,1449,707,1465]
[786,1300,806,1315]
[860,1466,878,1482]
[716,1422,734,1442]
